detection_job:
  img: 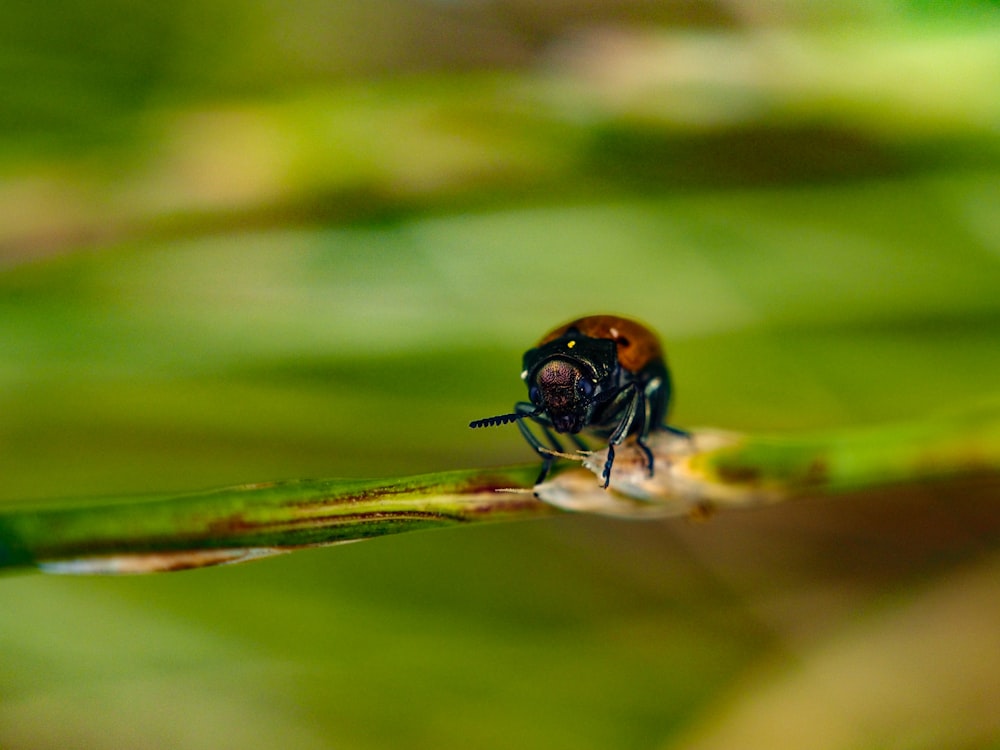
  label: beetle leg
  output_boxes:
[607,384,641,445]
[633,378,668,476]
[603,384,642,488]
[513,401,565,484]
[513,402,555,453]
[521,414,589,483]
[634,389,655,477]
[602,444,615,489]
[664,425,692,439]
[659,418,694,446]
[646,376,692,447]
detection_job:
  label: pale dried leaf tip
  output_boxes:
[38,548,291,575]
[535,429,785,518]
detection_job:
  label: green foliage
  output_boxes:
[2,2,999,749]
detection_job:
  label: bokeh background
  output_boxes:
[2,1,1000,748]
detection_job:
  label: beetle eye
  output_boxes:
[528,385,541,405]
[577,379,595,398]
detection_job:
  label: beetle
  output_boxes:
[470,315,685,488]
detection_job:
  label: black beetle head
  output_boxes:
[522,332,619,433]
[527,357,597,433]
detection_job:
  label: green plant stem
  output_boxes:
[0,467,551,574]
[1,408,997,574]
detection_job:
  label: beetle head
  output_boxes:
[522,334,618,434]
[527,357,598,433]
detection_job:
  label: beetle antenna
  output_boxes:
[469,413,521,429]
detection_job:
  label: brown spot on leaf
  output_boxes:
[687,501,716,522]
[716,463,761,484]
[803,457,829,487]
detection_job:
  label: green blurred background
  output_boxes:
[2,1,1000,748]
